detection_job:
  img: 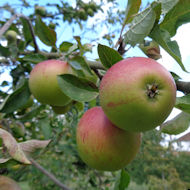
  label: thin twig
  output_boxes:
[176,81,190,95]
[92,68,103,80]
[20,50,61,58]
[20,51,105,69]
[86,60,105,70]
[18,14,39,53]
[0,13,39,52]
[0,14,18,38]
[30,158,71,190]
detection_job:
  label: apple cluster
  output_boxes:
[29,57,176,171]
[61,1,99,23]
[77,57,176,171]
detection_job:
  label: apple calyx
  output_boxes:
[146,83,159,98]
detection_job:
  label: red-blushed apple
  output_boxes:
[29,59,72,106]
[99,57,176,132]
[76,106,141,171]
[0,176,21,190]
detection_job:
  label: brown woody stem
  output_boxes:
[176,81,190,95]
[30,158,71,190]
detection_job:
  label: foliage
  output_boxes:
[1,0,190,189]
[127,181,148,190]
[173,152,190,183]
[126,130,190,189]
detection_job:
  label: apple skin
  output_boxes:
[99,57,176,132]
[51,102,73,114]
[76,106,141,171]
[0,176,21,190]
[29,60,72,106]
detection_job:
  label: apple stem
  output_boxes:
[146,83,159,98]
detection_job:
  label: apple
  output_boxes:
[89,1,98,12]
[24,122,31,128]
[87,8,94,17]
[51,102,72,114]
[29,59,72,106]
[35,6,47,17]
[0,176,21,190]
[11,121,25,138]
[5,30,17,42]
[99,57,176,132]
[76,106,141,171]
[78,8,88,20]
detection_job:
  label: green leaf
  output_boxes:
[69,56,93,75]
[60,41,73,52]
[124,0,141,24]
[17,40,26,52]
[57,74,99,102]
[74,36,83,51]
[161,112,190,135]
[175,94,190,113]
[149,25,186,72]
[20,17,33,44]
[0,79,31,114]
[35,16,56,46]
[22,53,46,64]
[124,4,156,46]
[19,105,46,122]
[67,43,78,54]
[153,2,162,21]
[1,81,9,87]
[170,72,181,81]
[8,43,18,58]
[114,169,130,190]
[160,0,179,15]
[18,181,31,190]
[38,117,52,139]
[69,58,83,71]
[88,98,97,109]
[0,45,10,57]
[69,56,98,83]
[160,0,190,37]
[97,44,123,69]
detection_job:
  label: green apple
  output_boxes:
[89,1,98,12]
[5,30,17,42]
[35,6,46,17]
[78,8,88,20]
[24,122,31,128]
[0,176,21,190]
[87,8,94,17]
[99,57,176,132]
[76,106,141,171]
[29,59,72,106]
[51,102,73,114]
[11,122,25,138]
